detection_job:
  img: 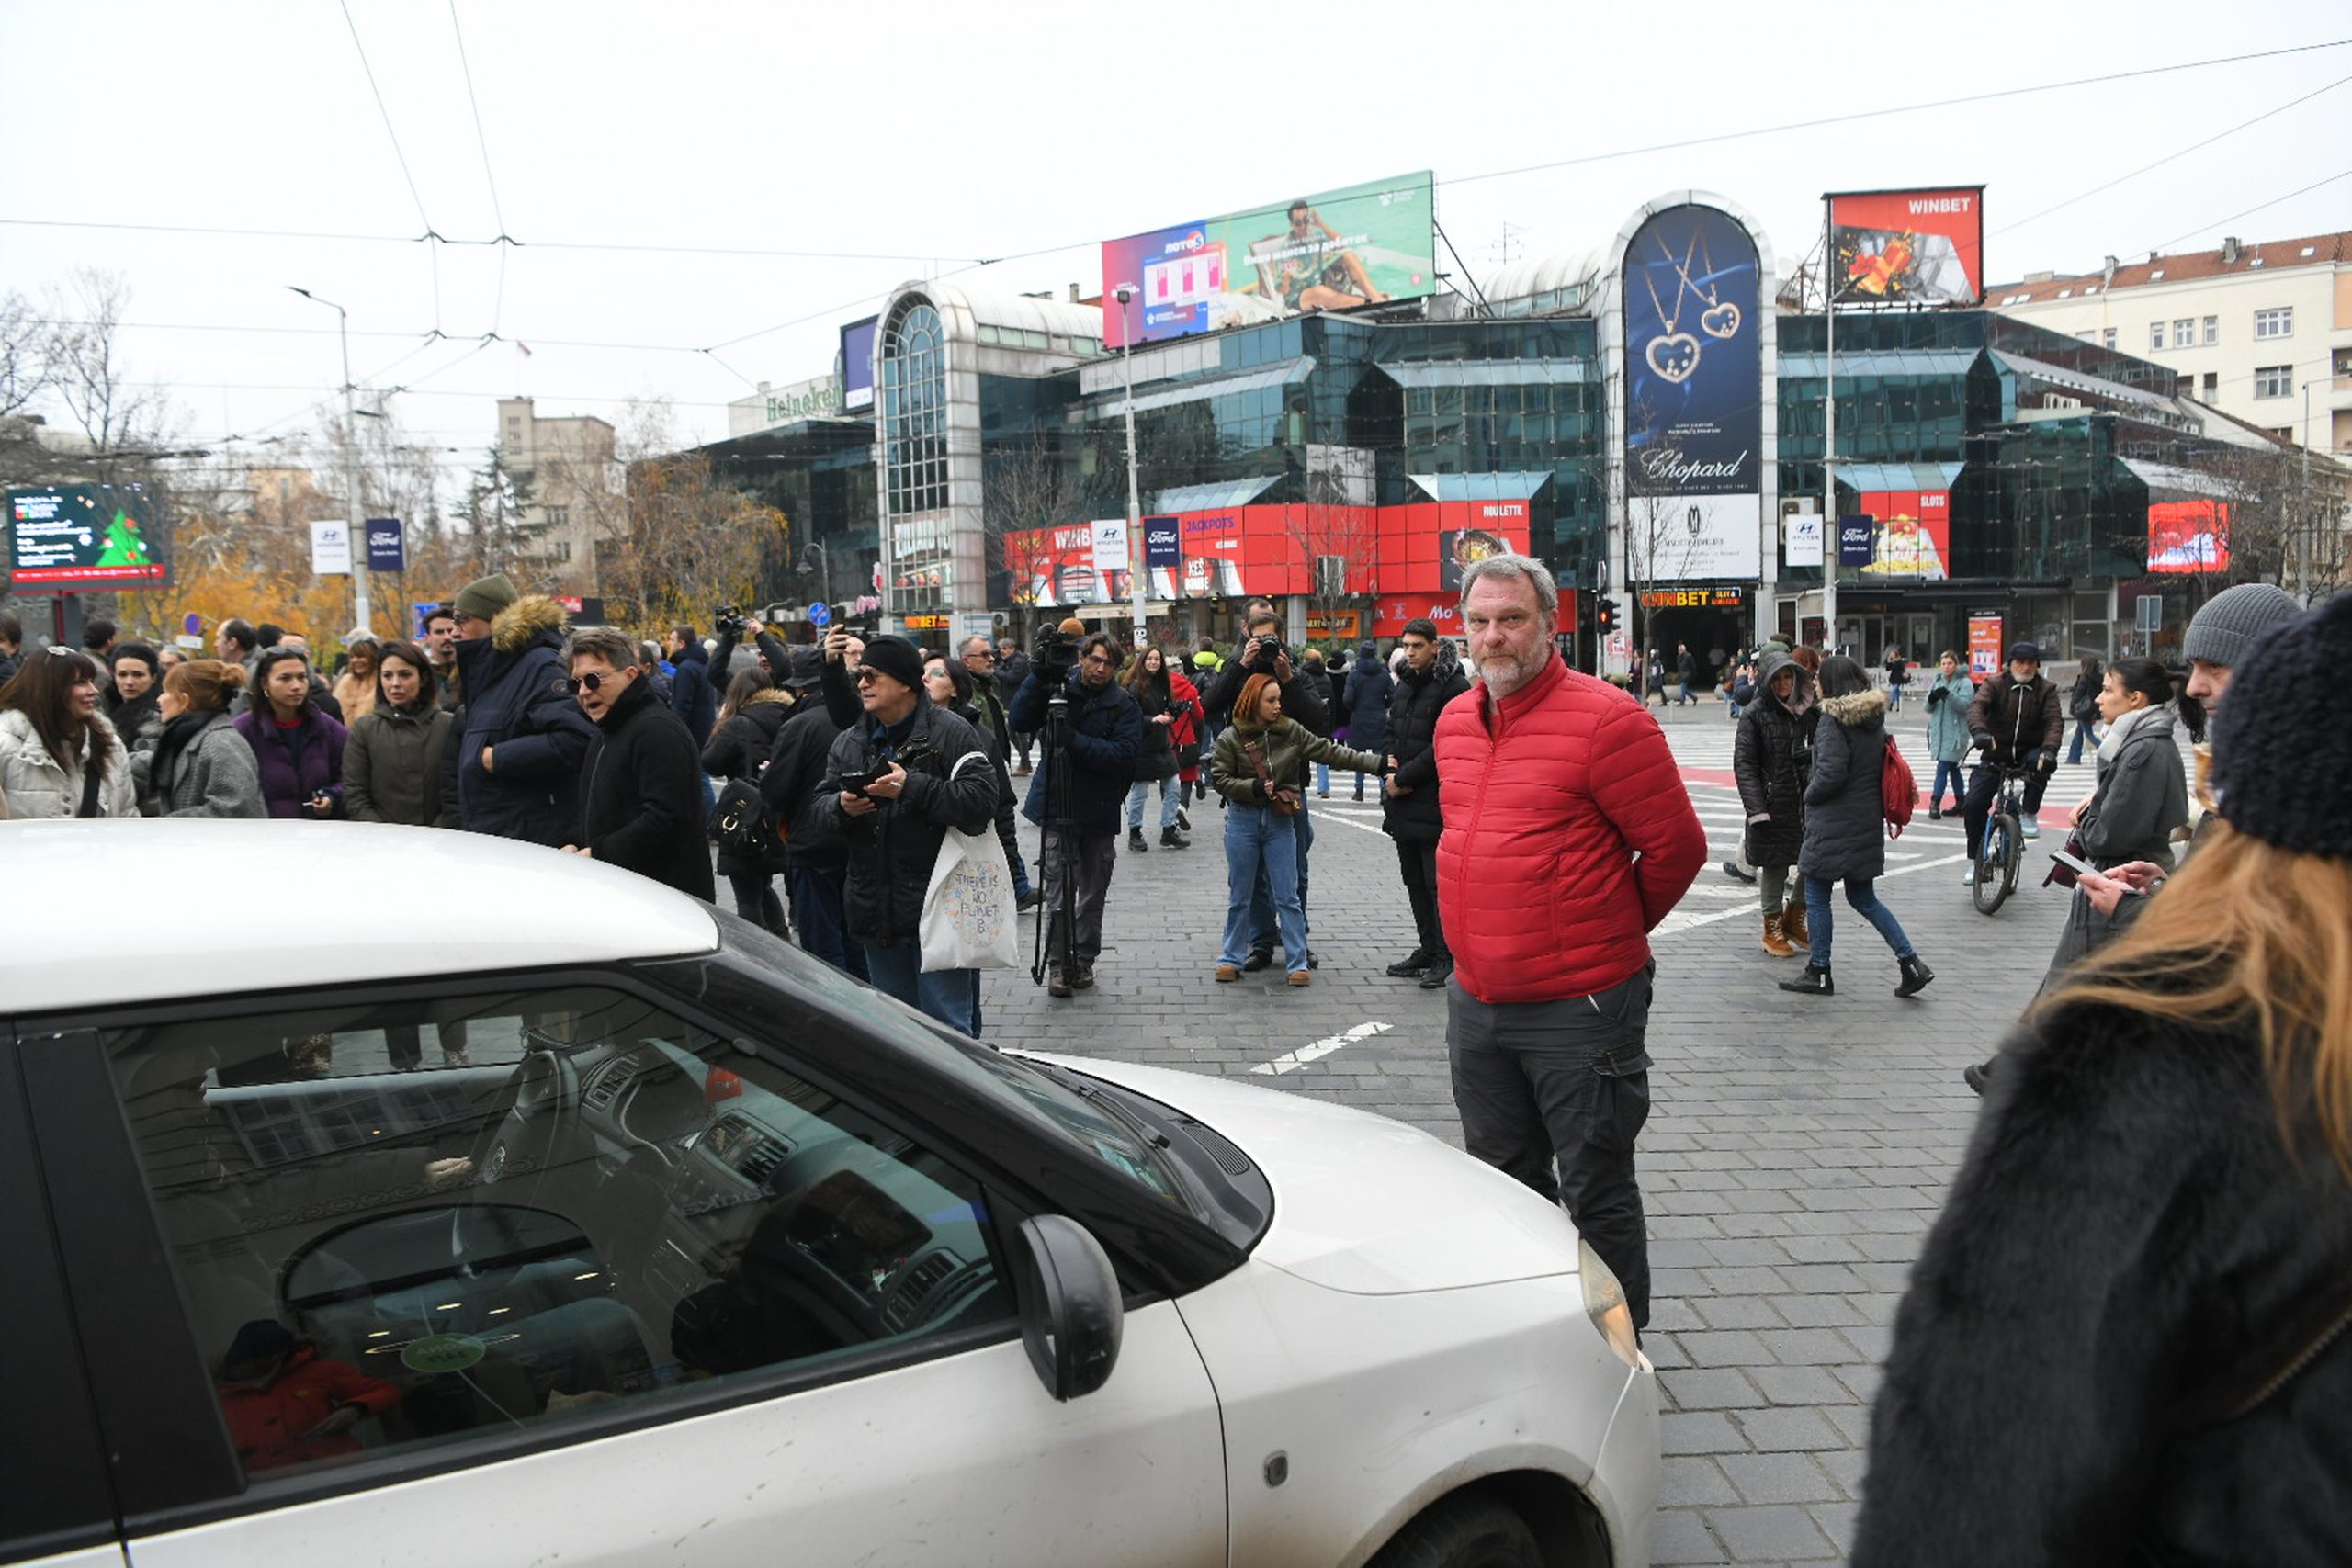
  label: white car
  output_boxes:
[0,821,1657,1568]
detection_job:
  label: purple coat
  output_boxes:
[234,706,350,819]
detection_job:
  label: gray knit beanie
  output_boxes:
[2181,582,2301,669]
[2208,594,2352,857]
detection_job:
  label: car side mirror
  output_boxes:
[1015,1214,1123,1401]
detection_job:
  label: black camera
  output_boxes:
[1035,623,1081,671]
[715,605,751,638]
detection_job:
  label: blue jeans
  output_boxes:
[2065,716,2096,765]
[1804,874,1915,967]
[786,863,866,982]
[1315,760,1329,795]
[1223,804,1308,972]
[861,942,979,1036]
[1929,760,1962,811]
[1126,776,1180,832]
[1248,808,1314,953]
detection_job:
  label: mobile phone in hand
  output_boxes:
[2049,847,2145,892]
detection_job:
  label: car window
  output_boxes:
[101,985,1012,1483]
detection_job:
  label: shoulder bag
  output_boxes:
[1243,738,1300,816]
[919,751,1019,972]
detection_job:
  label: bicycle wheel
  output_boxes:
[1999,812,2024,900]
[1972,818,2014,916]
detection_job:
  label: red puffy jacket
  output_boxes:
[1435,652,1706,1004]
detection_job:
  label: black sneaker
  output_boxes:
[1128,829,1148,852]
[1418,956,1453,990]
[1385,949,1432,978]
[1306,948,1319,971]
[1241,949,1274,973]
[1722,860,1758,885]
[1176,807,1191,832]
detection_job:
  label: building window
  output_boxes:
[2102,327,2117,350]
[2202,316,2218,345]
[2174,318,2195,347]
[2149,321,2165,350]
[2253,365,2293,400]
[2254,307,2293,339]
[542,506,570,530]
[2201,372,2218,394]
[882,301,949,519]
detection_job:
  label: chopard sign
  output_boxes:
[1639,448,1751,484]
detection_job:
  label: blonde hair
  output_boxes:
[2036,822,2352,1179]
[163,658,248,713]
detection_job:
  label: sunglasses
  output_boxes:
[565,670,624,694]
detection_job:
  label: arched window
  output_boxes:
[884,302,947,516]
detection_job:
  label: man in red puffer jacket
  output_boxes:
[1435,555,1706,1329]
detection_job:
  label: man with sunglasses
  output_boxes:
[1009,628,1143,998]
[560,626,714,901]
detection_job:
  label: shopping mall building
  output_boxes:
[695,189,2296,671]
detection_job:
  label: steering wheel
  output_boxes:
[450,1047,583,1271]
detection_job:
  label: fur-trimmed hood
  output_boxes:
[1819,687,1888,727]
[491,594,569,653]
[1752,649,1815,716]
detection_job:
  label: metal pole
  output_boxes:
[2301,380,2314,603]
[1118,287,1146,648]
[1820,202,1838,654]
[288,286,372,634]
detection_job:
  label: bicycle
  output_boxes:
[1970,764,2032,916]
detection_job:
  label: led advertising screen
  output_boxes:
[1829,186,1984,306]
[8,483,166,591]
[2148,499,2230,573]
[840,316,878,412]
[1855,489,1951,579]
[1100,173,1435,349]
[1623,203,1763,581]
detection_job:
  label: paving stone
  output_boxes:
[1661,1455,1742,1507]
[1652,1506,1733,1565]
[1717,1451,1842,1505]
[1704,1504,1839,1562]
[1734,1405,1846,1453]
[1661,1366,1770,1410]
[1661,1410,1751,1455]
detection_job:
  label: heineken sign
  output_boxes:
[763,378,842,424]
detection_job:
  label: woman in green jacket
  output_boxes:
[1209,671,1385,987]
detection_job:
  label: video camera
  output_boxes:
[715,604,752,638]
[1035,620,1083,672]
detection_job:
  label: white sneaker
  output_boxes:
[1962,864,1978,886]
[2020,820,2041,840]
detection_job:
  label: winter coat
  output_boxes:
[811,701,997,948]
[2046,705,2189,976]
[668,640,718,748]
[1009,668,1143,838]
[993,649,1034,719]
[949,697,1023,880]
[343,697,452,827]
[1209,717,1383,806]
[233,705,349,819]
[1965,670,2064,767]
[576,675,716,901]
[2068,660,2105,722]
[1341,656,1394,754]
[1381,644,1470,842]
[219,1344,401,1472]
[1433,651,1707,1005]
[1732,651,1819,868]
[0,708,137,819]
[759,697,847,869]
[1167,669,1204,777]
[133,710,265,818]
[1798,688,1890,883]
[451,595,596,846]
[332,671,377,726]
[1204,642,1331,734]
[704,693,792,876]
[1852,1001,2352,1568]
[1923,671,1976,763]
[109,688,162,750]
[1126,673,1190,783]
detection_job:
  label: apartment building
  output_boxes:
[495,397,622,593]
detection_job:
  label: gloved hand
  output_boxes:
[2036,751,2056,775]
[1926,687,1946,707]
[1971,732,1994,756]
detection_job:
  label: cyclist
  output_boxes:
[1961,640,2064,884]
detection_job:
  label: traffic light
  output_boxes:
[1596,596,1619,632]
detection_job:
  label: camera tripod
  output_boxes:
[1029,683,1081,989]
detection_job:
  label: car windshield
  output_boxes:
[713,912,1185,1206]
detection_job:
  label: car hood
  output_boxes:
[1022,1051,1585,1296]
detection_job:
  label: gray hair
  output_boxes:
[1457,552,1559,618]
[565,626,639,671]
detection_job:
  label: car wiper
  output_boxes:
[1026,1059,1170,1149]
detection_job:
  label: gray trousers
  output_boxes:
[1040,827,1117,970]
[1447,964,1657,1327]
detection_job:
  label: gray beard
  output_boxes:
[1478,652,1544,699]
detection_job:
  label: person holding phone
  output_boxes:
[234,645,346,819]
[2041,658,2188,984]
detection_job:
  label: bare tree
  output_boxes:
[598,401,780,632]
[984,432,1074,618]
[41,270,176,475]
[1624,492,1711,692]
[0,288,48,421]
[1295,445,1376,645]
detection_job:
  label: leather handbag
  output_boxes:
[1243,739,1301,816]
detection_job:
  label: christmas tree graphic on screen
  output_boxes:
[96,506,152,568]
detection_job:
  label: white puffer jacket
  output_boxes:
[0,708,138,819]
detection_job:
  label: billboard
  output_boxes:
[1829,186,1984,306]
[2147,499,2229,573]
[1623,203,1762,581]
[840,316,878,412]
[7,483,166,590]
[1855,489,1951,579]
[1100,172,1435,349]
[1968,614,2004,678]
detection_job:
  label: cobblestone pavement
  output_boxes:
[979,695,2099,1565]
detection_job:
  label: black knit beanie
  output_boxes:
[2208,593,2351,858]
[856,635,925,696]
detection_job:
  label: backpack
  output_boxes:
[1882,734,1917,838]
[713,774,778,859]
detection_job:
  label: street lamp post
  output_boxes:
[288,286,372,635]
[1114,285,1146,648]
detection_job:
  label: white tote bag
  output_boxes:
[919,751,1020,972]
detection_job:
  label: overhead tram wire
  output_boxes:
[1992,73,2352,238]
[447,0,514,333]
[2144,168,2352,255]
[340,0,445,332]
[0,217,989,265]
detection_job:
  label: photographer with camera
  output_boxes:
[760,648,865,980]
[811,636,998,1033]
[1010,623,1143,998]
[1203,604,1334,971]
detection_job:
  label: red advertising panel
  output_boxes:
[1828,186,1984,306]
[1855,489,1951,580]
[1967,614,2004,679]
[2147,500,2230,574]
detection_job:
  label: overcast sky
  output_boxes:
[6,1,2346,484]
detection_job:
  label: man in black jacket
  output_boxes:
[1380,618,1470,989]
[664,625,718,748]
[447,573,597,847]
[1009,629,1142,998]
[1204,604,1333,969]
[561,626,715,901]
[960,634,1038,907]
[760,648,865,980]
[811,636,999,1033]
[1962,640,2065,874]
[994,637,1035,773]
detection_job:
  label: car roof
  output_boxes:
[0,820,720,1015]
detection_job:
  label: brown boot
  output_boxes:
[1782,902,1810,948]
[1762,912,1797,958]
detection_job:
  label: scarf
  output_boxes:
[2095,701,2163,775]
[147,709,215,802]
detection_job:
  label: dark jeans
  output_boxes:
[2064,716,2096,765]
[1039,828,1116,971]
[1447,964,1656,1328]
[861,942,978,1036]
[385,1019,469,1071]
[728,868,785,933]
[1395,835,1445,959]
[1964,754,2052,856]
[1803,874,1915,966]
[1011,730,1035,767]
[1248,808,1314,954]
[1929,760,1964,811]
[786,863,866,982]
